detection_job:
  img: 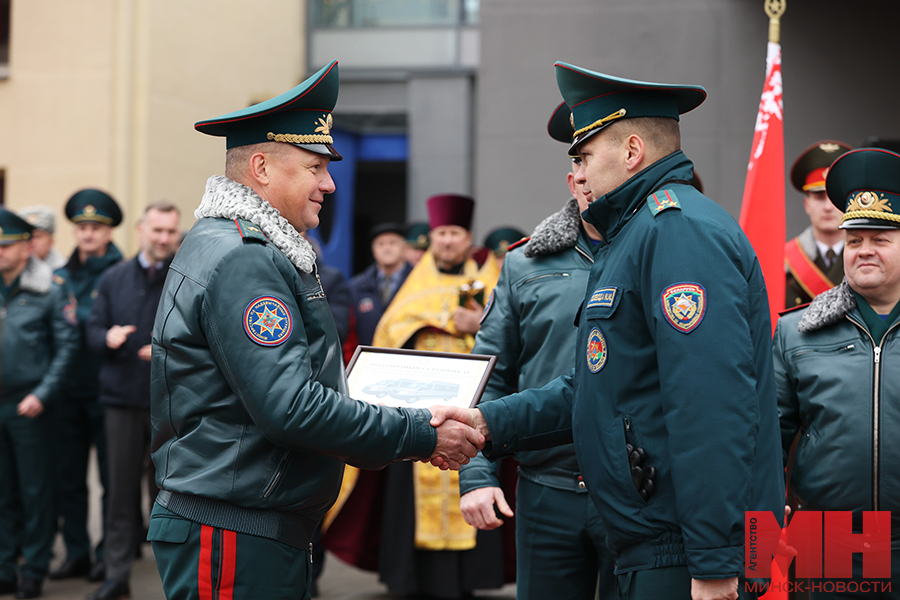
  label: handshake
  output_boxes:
[423,406,491,470]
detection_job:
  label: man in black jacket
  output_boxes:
[85,201,181,600]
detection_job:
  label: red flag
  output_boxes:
[739,41,785,331]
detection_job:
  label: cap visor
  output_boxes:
[840,218,900,230]
[293,143,343,161]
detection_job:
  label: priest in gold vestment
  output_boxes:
[372,194,505,598]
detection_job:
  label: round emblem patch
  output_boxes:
[586,327,608,373]
[480,289,496,324]
[243,296,293,346]
[661,283,706,334]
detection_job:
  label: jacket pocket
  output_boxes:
[620,416,650,506]
[147,515,192,544]
[584,286,622,320]
[261,450,292,499]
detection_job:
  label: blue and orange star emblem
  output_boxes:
[243,296,293,346]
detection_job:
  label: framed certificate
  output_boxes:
[346,346,497,410]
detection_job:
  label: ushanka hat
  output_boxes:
[555,61,706,157]
[790,140,853,193]
[827,147,900,230]
[195,61,342,161]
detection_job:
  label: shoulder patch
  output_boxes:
[661,282,706,333]
[53,274,66,285]
[507,237,530,252]
[480,289,496,324]
[646,189,682,216]
[244,296,293,346]
[234,219,268,244]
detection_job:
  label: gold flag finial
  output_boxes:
[765,0,786,44]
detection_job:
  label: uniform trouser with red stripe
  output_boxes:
[148,504,312,600]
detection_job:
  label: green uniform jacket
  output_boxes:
[151,176,437,548]
[459,198,595,494]
[2,257,79,404]
[54,244,123,396]
[479,151,784,578]
[775,280,900,543]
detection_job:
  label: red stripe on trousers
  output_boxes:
[218,529,237,600]
[199,525,214,600]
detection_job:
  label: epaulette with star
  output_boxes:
[234,219,268,244]
[646,189,682,216]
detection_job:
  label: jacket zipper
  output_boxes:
[845,315,900,511]
[575,245,594,263]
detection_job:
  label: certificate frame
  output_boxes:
[346,346,497,409]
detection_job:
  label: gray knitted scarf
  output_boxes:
[195,175,317,273]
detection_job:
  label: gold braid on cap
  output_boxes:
[267,132,334,145]
[573,109,627,138]
[843,210,900,225]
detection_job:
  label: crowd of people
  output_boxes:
[1,56,898,600]
[0,193,182,599]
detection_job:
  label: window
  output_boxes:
[0,0,9,77]
[311,0,478,29]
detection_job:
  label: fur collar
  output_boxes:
[20,256,52,294]
[798,279,856,333]
[194,175,317,273]
[523,198,582,258]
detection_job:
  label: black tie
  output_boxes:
[825,249,836,269]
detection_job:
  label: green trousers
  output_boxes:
[149,504,312,600]
[616,567,761,600]
[0,404,54,581]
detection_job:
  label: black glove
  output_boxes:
[626,443,657,501]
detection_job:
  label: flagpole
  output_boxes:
[765,0,786,43]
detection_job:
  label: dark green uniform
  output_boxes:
[51,243,122,564]
[459,199,615,600]
[479,152,784,598]
[149,176,438,600]
[0,257,79,583]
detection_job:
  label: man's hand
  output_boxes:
[17,394,44,418]
[691,577,738,600]
[453,300,483,334]
[425,405,485,470]
[106,325,137,350]
[460,486,513,530]
[138,344,152,362]
[427,406,491,469]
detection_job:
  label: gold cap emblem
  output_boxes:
[84,204,97,216]
[315,113,333,136]
[819,143,842,153]
[847,191,892,213]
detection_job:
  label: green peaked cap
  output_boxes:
[0,207,34,245]
[65,188,123,227]
[547,101,574,144]
[554,61,706,156]
[195,61,342,160]
[826,147,900,230]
